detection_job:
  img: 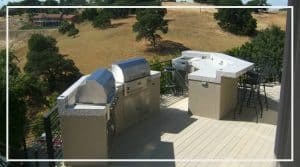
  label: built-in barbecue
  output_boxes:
[57,57,161,161]
[111,57,161,133]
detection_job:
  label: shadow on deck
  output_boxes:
[223,94,279,125]
[108,83,280,166]
[110,108,196,161]
[109,94,278,163]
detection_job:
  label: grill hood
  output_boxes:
[76,68,115,104]
[111,57,150,83]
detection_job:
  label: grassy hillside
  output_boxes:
[13,8,286,74]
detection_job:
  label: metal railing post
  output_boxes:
[43,112,55,167]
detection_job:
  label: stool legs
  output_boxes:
[263,84,269,111]
[257,89,263,118]
[235,84,264,123]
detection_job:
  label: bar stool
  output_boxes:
[234,70,264,123]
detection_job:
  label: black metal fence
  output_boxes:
[9,105,62,166]
[43,105,62,160]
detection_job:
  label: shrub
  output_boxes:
[47,92,59,108]
[103,8,129,19]
[150,57,171,94]
[202,0,242,5]
[81,8,99,21]
[226,26,285,81]
[67,27,79,37]
[58,21,74,34]
[32,113,44,138]
[0,50,27,155]
[214,8,257,36]
[92,10,111,29]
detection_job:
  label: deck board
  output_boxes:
[111,97,278,167]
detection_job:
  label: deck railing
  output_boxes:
[43,105,62,166]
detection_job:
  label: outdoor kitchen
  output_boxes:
[172,50,254,119]
[57,57,161,160]
[56,51,278,164]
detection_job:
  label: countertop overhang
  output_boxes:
[176,50,254,83]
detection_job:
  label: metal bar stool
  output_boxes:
[234,70,264,123]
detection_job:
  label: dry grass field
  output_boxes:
[11,8,286,74]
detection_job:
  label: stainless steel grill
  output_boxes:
[110,57,160,133]
[112,57,150,83]
[112,57,151,96]
[58,58,161,159]
[57,68,115,160]
[76,68,115,104]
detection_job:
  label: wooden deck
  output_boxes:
[110,96,279,167]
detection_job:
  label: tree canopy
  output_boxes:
[214,8,257,36]
[197,0,243,5]
[1,34,82,157]
[0,50,6,154]
[44,0,59,5]
[246,0,269,13]
[58,21,75,35]
[58,21,79,38]
[92,10,112,29]
[60,0,87,5]
[132,9,168,47]
[81,8,99,21]
[25,34,81,92]
[103,8,130,19]
[226,26,285,81]
[0,50,27,156]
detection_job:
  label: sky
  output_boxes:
[0,0,289,8]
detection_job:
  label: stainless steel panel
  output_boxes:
[149,77,160,113]
[122,87,151,129]
[59,106,108,159]
[76,68,115,104]
[123,77,148,96]
[112,57,150,83]
[113,73,160,134]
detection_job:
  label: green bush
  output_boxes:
[214,8,257,36]
[68,27,79,37]
[199,0,242,5]
[92,10,112,29]
[58,21,79,38]
[47,92,59,108]
[150,57,171,94]
[0,50,27,155]
[32,113,44,138]
[81,8,99,21]
[58,21,74,34]
[226,26,285,81]
[103,8,130,19]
